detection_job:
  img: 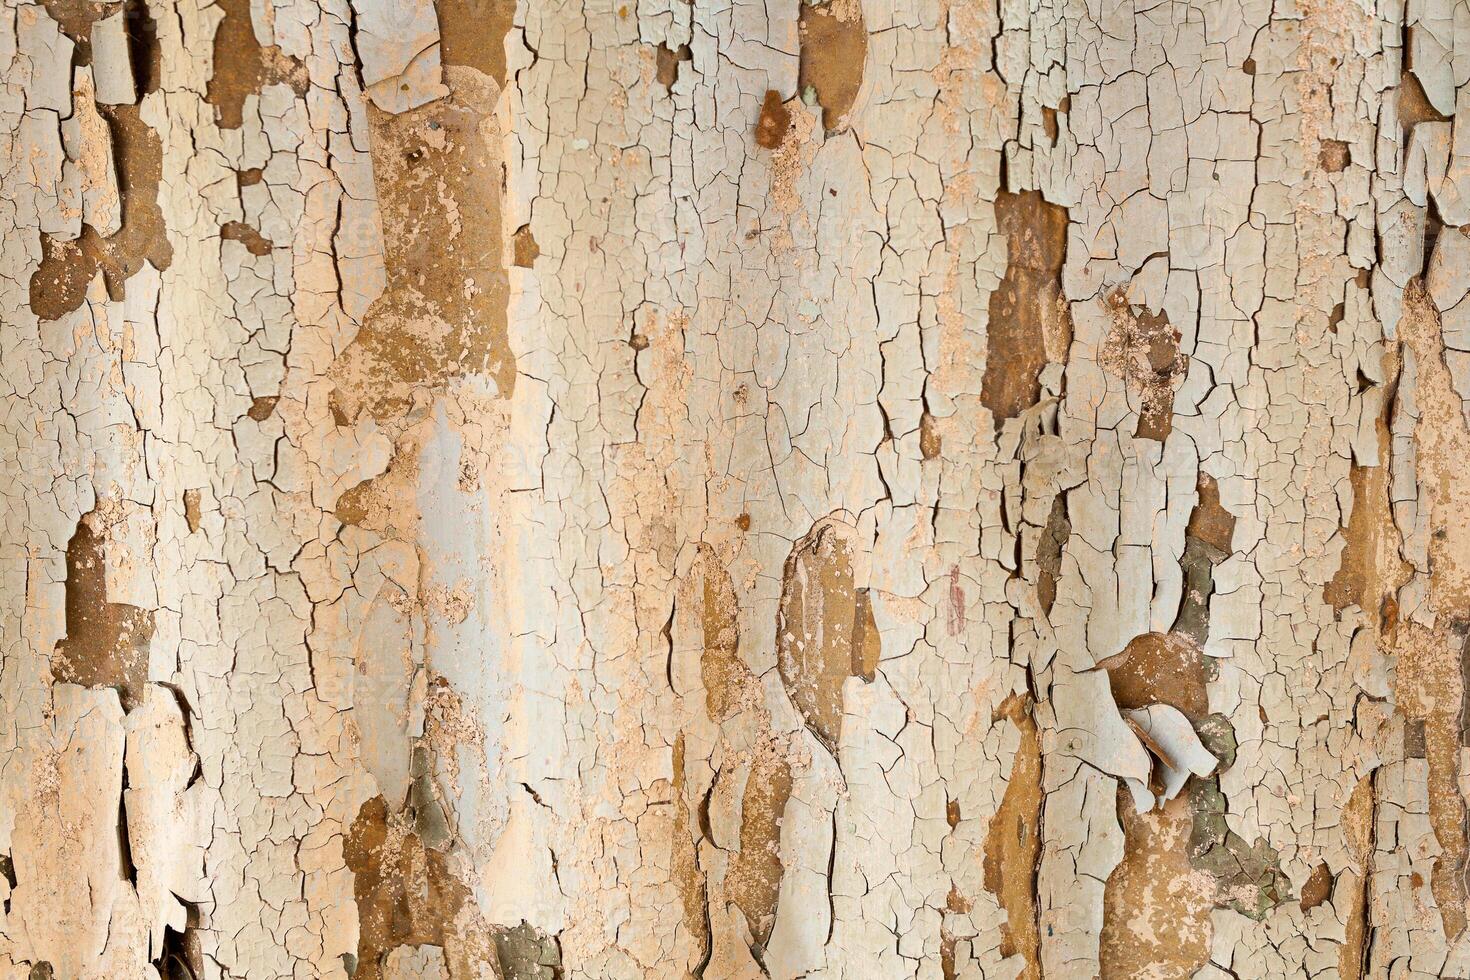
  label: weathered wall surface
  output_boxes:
[2,0,1469,976]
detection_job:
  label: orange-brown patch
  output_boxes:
[982,191,1071,427]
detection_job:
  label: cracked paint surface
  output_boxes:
[3,0,1470,976]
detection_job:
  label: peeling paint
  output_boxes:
[4,0,1467,973]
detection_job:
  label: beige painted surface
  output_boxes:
[2,0,1469,976]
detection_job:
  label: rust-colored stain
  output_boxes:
[1403,279,1470,612]
[1323,456,1405,613]
[798,1,866,132]
[334,479,373,528]
[1394,282,1470,929]
[982,191,1070,427]
[1041,106,1059,145]
[777,522,877,749]
[332,436,423,538]
[329,68,516,420]
[52,510,154,711]
[940,881,974,980]
[1317,318,1468,942]
[1395,621,1468,939]
[919,410,942,459]
[983,693,1041,979]
[851,588,880,682]
[947,565,965,635]
[1317,329,1440,957]
[203,0,308,130]
[693,544,808,963]
[1174,473,1236,642]
[1041,97,1069,145]
[754,90,792,150]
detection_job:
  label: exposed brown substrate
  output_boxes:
[983,693,1041,980]
[776,522,878,750]
[328,68,516,421]
[982,191,1070,427]
[30,103,172,319]
[798,2,866,133]
[344,795,499,980]
[203,0,307,130]
[52,510,154,711]
[1100,290,1185,442]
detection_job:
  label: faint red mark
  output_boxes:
[948,565,965,635]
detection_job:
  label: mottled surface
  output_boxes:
[2,0,1469,976]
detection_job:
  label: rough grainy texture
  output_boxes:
[3,0,1470,977]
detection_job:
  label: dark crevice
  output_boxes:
[117,782,137,886]
[1035,492,1070,618]
[153,902,203,980]
[493,922,564,980]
